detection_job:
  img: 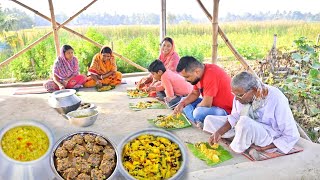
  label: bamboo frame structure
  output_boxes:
[0,0,147,71]
[317,34,320,63]
[196,0,311,142]
[0,32,52,68]
[211,0,219,64]
[48,0,60,56]
[160,0,167,42]
[196,0,257,78]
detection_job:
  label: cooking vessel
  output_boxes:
[118,128,188,180]
[50,131,119,180]
[0,120,55,180]
[48,89,81,114]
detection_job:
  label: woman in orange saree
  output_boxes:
[84,46,122,88]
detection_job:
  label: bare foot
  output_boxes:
[196,122,203,130]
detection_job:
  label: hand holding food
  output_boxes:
[209,131,222,145]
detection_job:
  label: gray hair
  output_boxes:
[231,72,261,91]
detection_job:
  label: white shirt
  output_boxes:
[227,85,300,154]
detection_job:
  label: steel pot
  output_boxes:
[0,120,55,180]
[118,128,188,180]
[50,131,119,180]
[48,89,81,114]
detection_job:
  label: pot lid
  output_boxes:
[51,89,76,98]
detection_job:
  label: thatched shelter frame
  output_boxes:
[0,0,311,141]
[0,0,257,74]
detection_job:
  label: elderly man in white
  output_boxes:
[204,72,300,157]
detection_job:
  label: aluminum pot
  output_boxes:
[0,120,55,180]
[48,89,81,114]
[50,131,119,180]
[118,128,188,180]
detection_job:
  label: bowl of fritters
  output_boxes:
[50,131,118,180]
[118,128,188,180]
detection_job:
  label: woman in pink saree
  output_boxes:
[43,45,87,92]
[136,37,180,96]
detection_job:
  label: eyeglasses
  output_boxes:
[232,89,252,99]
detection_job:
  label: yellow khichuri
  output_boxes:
[153,113,185,128]
[127,89,148,98]
[1,126,49,162]
[195,142,220,163]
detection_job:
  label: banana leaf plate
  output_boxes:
[96,85,115,92]
[147,114,192,130]
[127,89,149,99]
[186,142,233,166]
[129,101,167,111]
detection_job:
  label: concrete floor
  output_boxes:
[0,76,319,180]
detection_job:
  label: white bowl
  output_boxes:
[66,109,98,127]
[118,128,188,180]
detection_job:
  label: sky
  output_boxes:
[1,0,320,19]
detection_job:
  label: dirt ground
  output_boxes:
[0,75,320,179]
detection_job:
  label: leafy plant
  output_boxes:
[261,37,319,141]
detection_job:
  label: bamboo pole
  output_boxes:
[196,0,311,142]
[7,0,147,72]
[48,0,60,56]
[317,34,320,63]
[113,52,148,71]
[0,32,53,68]
[160,0,166,42]
[196,0,257,78]
[57,0,97,30]
[10,0,102,48]
[212,0,219,64]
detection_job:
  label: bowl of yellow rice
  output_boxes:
[0,120,53,164]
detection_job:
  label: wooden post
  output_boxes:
[317,34,320,63]
[160,0,166,42]
[6,0,147,72]
[48,0,60,56]
[195,0,258,78]
[212,0,219,64]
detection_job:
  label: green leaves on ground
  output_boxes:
[186,142,233,166]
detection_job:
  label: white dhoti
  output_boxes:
[204,115,274,153]
[203,116,235,138]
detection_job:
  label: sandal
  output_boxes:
[248,148,262,161]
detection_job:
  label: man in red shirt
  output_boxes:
[173,56,234,129]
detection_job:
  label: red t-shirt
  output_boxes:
[193,64,234,114]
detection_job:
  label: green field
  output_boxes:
[1,21,319,81]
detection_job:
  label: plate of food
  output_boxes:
[126,89,149,99]
[148,113,192,130]
[129,100,167,111]
[186,142,232,166]
[78,102,95,110]
[50,131,118,180]
[96,85,115,92]
[118,128,188,180]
